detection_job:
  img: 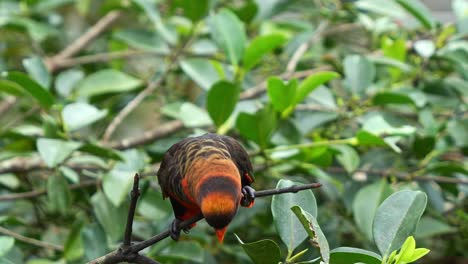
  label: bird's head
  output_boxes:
[194,160,242,242]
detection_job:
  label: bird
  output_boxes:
[157,133,255,242]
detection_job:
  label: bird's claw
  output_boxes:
[170,219,181,241]
[241,185,255,207]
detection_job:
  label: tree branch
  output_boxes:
[47,10,122,72]
[87,181,322,264]
[0,226,63,251]
[123,174,140,247]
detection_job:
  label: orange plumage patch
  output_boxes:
[200,192,237,215]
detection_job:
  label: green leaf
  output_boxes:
[134,0,177,44]
[295,71,340,104]
[373,92,415,106]
[103,149,146,207]
[356,130,387,147]
[396,236,416,263]
[22,56,51,89]
[172,0,209,21]
[343,55,375,95]
[81,223,108,261]
[243,34,286,70]
[0,237,15,256]
[267,77,297,113]
[4,16,58,42]
[207,81,240,127]
[353,180,393,241]
[329,247,382,264]
[47,174,72,215]
[55,69,84,97]
[0,79,24,96]
[79,143,123,161]
[415,217,456,239]
[74,69,142,97]
[137,189,172,221]
[291,206,329,263]
[37,138,82,167]
[407,248,430,262]
[3,71,54,109]
[447,120,468,147]
[63,222,84,261]
[180,59,222,90]
[332,145,360,173]
[91,191,127,242]
[395,0,435,29]
[236,106,277,148]
[209,9,246,65]
[373,190,427,256]
[271,180,317,252]
[113,29,169,52]
[235,235,281,264]
[62,102,108,131]
[158,241,204,263]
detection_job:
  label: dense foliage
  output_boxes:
[0,0,467,263]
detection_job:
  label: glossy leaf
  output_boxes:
[295,71,340,104]
[395,0,435,29]
[207,81,240,127]
[343,55,375,95]
[74,69,142,97]
[236,106,277,148]
[329,247,381,264]
[291,206,329,263]
[352,180,393,240]
[3,71,54,108]
[209,9,246,65]
[22,56,51,89]
[267,77,297,113]
[37,138,82,167]
[236,234,281,264]
[47,174,72,215]
[373,190,427,256]
[373,92,415,106]
[180,59,222,90]
[243,34,286,70]
[62,102,108,131]
[91,191,128,242]
[271,180,317,252]
[55,69,84,97]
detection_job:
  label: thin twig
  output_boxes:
[47,10,122,72]
[123,174,140,247]
[0,226,64,251]
[0,96,17,116]
[87,182,322,264]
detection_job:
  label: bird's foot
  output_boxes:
[170,219,191,241]
[241,185,255,208]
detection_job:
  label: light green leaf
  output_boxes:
[343,55,375,95]
[329,247,381,264]
[353,180,393,241]
[158,241,204,263]
[209,9,246,65]
[333,145,360,173]
[267,77,297,113]
[295,71,340,104]
[271,180,317,252]
[243,34,286,70]
[373,190,427,256]
[3,71,54,109]
[37,138,82,167]
[63,222,84,261]
[172,0,209,21]
[55,69,84,97]
[134,0,177,44]
[103,170,134,207]
[207,81,240,127]
[62,102,108,131]
[47,174,72,215]
[291,206,329,263]
[22,56,51,89]
[236,106,277,148]
[81,224,108,261]
[0,237,15,256]
[415,217,456,239]
[407,248,430,262]
[113,29,169,52]
[395,0,435,29]
[180,59,222,90]
[74,69,142,97]
[91,191,128,242]
[236,234,281,264]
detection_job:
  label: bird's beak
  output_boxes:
[215,226,228,242]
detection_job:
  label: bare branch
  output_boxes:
[0,226,64,251]
[47,10,122,72]
[123,174,141,247]
[87,182,322,264]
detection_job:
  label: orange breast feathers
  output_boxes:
[182,157,242,205]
